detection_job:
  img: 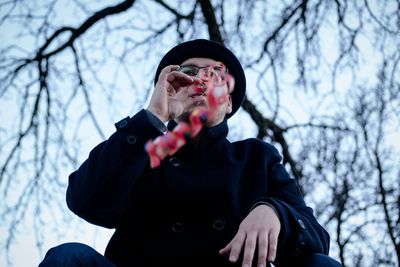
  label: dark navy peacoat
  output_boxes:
[66,109,330,267]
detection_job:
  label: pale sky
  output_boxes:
[1,1,398,266]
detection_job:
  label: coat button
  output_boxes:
[212,218,226,231]
[169,157,181,168]
[118,120,128,129]
[114,117,130,131]
[294,242,306,255]
[171,221,184,233]
[126,135,137,144]
[298,219,306,230]
[295,242,306,252]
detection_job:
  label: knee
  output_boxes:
[39,242,98,266]
[304,253,342,267]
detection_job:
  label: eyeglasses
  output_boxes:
[177,64,228,77]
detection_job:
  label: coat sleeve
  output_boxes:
[250,143,330,265]
[66,109,162,228]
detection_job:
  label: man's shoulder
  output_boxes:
[232,138,277,152]
[228,138,281,163]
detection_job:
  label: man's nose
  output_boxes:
[192,81,207,94]
[198,67,217,81]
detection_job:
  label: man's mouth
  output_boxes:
[192,84,207,94]
[190,93,206,98]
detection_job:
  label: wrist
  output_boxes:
[250,201,279,218]
[146,106,167,123]
[144,109,167,132]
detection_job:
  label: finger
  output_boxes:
[257,230,269,267]
[267,230,279,262]
[192,76,203,83]
[242,231,257,267]
[156,65,180,87]
[167,70,194,84]
[167,75,194,94]
[159,65,180,76]
[219,241,232,256]
[228,232,246,263]
[170,85,189,101]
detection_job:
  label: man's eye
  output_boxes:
[183,69,197,76]
[179,66,198,76]
[213,66,222,73]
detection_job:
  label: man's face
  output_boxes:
[176,57,232,127]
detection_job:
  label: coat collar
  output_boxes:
[167,119,229,158]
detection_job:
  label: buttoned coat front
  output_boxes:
[66,109,330,267]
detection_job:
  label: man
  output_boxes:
[39,39,341,267]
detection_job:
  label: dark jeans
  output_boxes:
[38,243,116,267]
[38,242,342,267]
